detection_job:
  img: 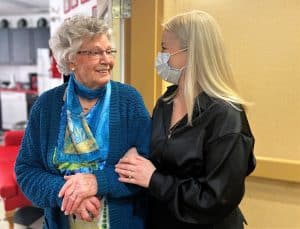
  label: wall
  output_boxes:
[162,0,300,228]
[240,177,300,229]
[129,0,163,110]
[163,0,300,162]
[49,0,97,36]
[129,0,300,228]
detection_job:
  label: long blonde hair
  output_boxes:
[163,10,247,125]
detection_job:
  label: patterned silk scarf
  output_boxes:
[55,74,111,174]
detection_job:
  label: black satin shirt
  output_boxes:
[148,86,255,229]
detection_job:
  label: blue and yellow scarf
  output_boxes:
[54,74,111,175]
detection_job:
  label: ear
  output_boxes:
[68,61,76,72]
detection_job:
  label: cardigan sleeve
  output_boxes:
[96,84,151,198]
[15,92,65,208]
[148,105,255,224]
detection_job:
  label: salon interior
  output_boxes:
[0,0,299,228]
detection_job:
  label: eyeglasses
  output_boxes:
[77,48,117,58]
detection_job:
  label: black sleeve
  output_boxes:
[148,105,255,224]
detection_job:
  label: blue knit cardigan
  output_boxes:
[15,81,151,229]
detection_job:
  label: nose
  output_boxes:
[99,57,114,70]
[99,55,109,65]
[99,51,112,62]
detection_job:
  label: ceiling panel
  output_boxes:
[0,0,49,16]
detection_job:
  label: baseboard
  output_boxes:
[251,156,300,183]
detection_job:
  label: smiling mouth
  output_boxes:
[96,67,110,73]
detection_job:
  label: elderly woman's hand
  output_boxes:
[73,196,101,222]
[115,154,156,188]
[58,173,98,215]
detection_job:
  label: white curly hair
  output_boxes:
[49,15,112,75]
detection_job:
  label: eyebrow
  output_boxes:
[81,46,112,50]
[161,42,167,47]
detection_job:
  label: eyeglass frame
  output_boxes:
[77,48,117,58]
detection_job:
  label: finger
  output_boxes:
[115,163,136,172]
[61,193,74,213]
[69,195,83,214]
[64,175,71,180]
[80,209,93,222]
[58,180,73,198]
[118,156,137,164]
[115,167,127,178]
[64,194,76,214]
[61,194,68,212]
[89,196,101,210]
[61,188,76,212]
[85,200,99,218]
[63,184,75,199]
[115,168,130,177]
[118,176,136,184]
[60,185,76,212]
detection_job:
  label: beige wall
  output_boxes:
[129,1,300,228]
[129,0,163,111]
[163,0,300,162]
[241,177,300,229]
[161,1,300,227]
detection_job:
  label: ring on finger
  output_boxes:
[127,170,133,179]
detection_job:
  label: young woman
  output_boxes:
[115,10,256,229]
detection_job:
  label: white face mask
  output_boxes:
[155,49,187,84]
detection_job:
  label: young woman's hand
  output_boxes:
[115,153,156,188]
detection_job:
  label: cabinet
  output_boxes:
[11,29,33,65]
[0,29,10,64]
[0,28,50,65]
[32,28,50,64]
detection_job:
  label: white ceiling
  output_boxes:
[0,0,49,16]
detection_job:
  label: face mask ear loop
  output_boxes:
[170,48,188,56]
[179,66,186,72]
[168,48,188,67]
[168,48,188,72]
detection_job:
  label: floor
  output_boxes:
[0,199,43,229]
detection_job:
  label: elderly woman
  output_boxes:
[15,15,151,229]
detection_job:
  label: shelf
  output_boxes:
[0,88,37,94]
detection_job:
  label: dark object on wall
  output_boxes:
[17,18,28,28]
[26,93,38,116]
[63,74,70,83]
[0,19,9,28]
[37,18,48,28]
[29,73,38,91]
